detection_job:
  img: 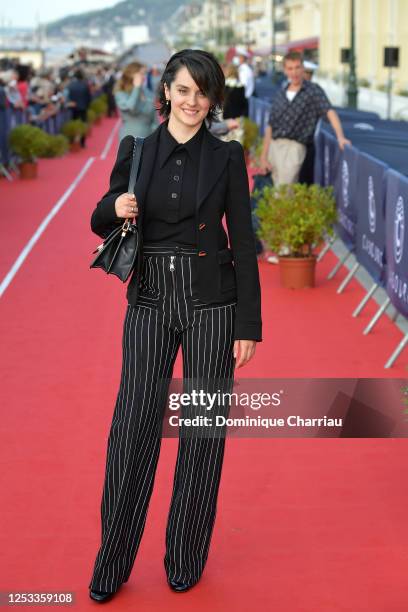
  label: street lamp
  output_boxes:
[347,0,358,108]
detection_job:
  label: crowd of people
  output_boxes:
[0,61,113,125]
[1,49,349,264]
[1,48,338,155]
[0,49,259,148]
[111,51,257,144]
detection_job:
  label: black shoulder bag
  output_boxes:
[89,136,144,282]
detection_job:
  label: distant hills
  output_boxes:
[45,0,198,38]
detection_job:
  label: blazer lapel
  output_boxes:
[196,126,229,212]
[134,124,161,227]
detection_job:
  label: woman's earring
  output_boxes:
[166,99,170,106]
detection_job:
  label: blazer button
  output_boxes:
[198,251,207,257]
[199,223,206,230]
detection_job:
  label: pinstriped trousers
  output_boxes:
[89,244,237,593]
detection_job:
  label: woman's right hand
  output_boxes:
[115,193,139,219]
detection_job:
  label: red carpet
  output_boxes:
[1,117,407,610]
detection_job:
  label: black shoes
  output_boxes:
[90,578,197,600]
[89,589,117,603]
[168,578,197,593]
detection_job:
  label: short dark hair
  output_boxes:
[157,49,225,126]
[283,51,303,65]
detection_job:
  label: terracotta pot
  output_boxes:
[94,116,101,125]
[70,141,81,153]
[19,161,38,179]
[279,256,316,289]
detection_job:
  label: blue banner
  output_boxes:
[334,145,359,249]
[315,129,340,187]
[320,118,408,177]
[322,130,339,188]
[0,109,8,166]
[355,152,388,285]
[314,127,339,188]
[385,170,408,316]
[313,126,324,186]
[249,97,272,136]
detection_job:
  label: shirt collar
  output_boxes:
[284,78,308,95]
[158,119,205,168]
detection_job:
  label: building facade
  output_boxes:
[319,0,408,94]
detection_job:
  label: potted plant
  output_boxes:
[8,124,49,179]
[255,182,337,288]
[61,119,88,152]
[86,108,96,136]
[40,134,69,158]
[89,97,107,124]
[98,93,109,116]
[251,137,266,170]
[242,117,260,163]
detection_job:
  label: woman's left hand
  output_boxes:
[233,340,257,368]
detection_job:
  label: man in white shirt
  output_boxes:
[235,49,254,116]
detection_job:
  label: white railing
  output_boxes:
[314,77,408,121]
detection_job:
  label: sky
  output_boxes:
[0,0,118,29]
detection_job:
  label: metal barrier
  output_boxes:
[0,106,73,169]
[0,90,105,168]
[250,94,408,369]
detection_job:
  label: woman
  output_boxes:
[88,49,262,602]
[114,61,159,142]
[223,63,247,120]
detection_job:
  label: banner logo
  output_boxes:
[342,159,349,208]
[368,176,376,234]
[394,196,405,264]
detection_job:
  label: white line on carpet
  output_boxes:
[0,156,95,298]
[100,120,120,160]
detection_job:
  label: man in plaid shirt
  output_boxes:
[259,51,350,186]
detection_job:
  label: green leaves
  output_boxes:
[40,134,69,158]
[87,108,97,124]
[9,125,51,162]
[9,124,70,162]
[254,182,337,257]
[90,96,108,118]
[61,119,88,143]
[242,117,260,152]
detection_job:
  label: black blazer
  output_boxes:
[90,121,262,342]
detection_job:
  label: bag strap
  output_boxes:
[128,136,145,195]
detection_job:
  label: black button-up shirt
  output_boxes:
[143,119,205,246]
[268,80,332,145]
